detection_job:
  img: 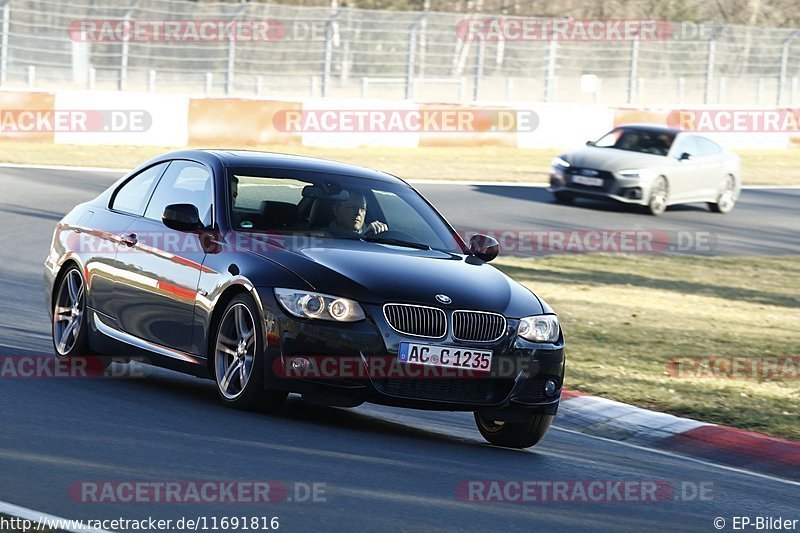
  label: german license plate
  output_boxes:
[572,175,603,186]
[398,342,492,372]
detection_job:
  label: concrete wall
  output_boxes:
[0,89,795,150]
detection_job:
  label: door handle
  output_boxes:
[120,233,138,247]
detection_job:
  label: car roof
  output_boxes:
[162,149,405,185]
[614,123,682,135]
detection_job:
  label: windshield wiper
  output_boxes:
[360,236,431,250]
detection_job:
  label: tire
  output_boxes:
[213,293,286,412]
[553,191,575,204]
[51,265,111,373]
[708,176,736,214]
[647,177,668,216]
[474,412,554,448]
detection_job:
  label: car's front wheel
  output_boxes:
[474,412,553,448]
[647,177,668,216]
[709,176,736,214]
[213,294,287,411]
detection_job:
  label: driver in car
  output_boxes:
[329,191,389,236]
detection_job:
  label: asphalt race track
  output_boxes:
[0,166,798,532]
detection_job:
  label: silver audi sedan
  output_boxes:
[549,124,741,215]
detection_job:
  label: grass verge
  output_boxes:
[493,254,800,441]
[0,142,797,185]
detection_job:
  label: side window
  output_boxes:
[695,137,722,156]
[111,162,168,216]
[144,161,213,227]
[675,136,700,158]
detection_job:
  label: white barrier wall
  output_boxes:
[515,103,617,150]
[0,89,794,150]
[53,90,189,146]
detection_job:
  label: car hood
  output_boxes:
[564,147,668,172]
[244,237,543,317]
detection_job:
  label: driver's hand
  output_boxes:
[363,221,389,235]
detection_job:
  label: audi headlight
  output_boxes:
[517,315,560,343]
[274,289,366,322]
[552,157,570,169]
[617,168,655,180]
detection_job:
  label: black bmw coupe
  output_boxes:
[44,150,565,448]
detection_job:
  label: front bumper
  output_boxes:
[550,170,650,205]
[257,289,565,414]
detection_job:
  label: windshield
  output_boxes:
[593,128,675,156]
[226,168,465,254]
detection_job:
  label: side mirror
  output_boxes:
[679,152,693,161]
[585,140,595,146]
[163,204,203,231]
[468,234,500,263]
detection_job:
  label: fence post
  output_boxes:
[322,11,342,98]
[0,0,9,87]
[704,26,724,104]
[205,72,213,95]
[628,39,639,104]
[405,13,427,100]
[88,67,96,90]
[506,77,513,100]
[544,39,557,102]
[26,64,34,88]
[226,3,251,96]
[148,69,156,92]
[256,75,263,96]
[225,36,236,95]
[778,30,800,105]
[118,0,142,91]
[472,37,485,101]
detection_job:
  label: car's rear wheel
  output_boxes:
[553,191,575,204]
[474,412,553,448]
[709,176,736,214]
[647,177,668,216]
[214,294,286,411]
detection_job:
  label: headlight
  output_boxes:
[552,157,570,169]
[274,289,366,322]
[617,168,655,180]
[517,315,560,343]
